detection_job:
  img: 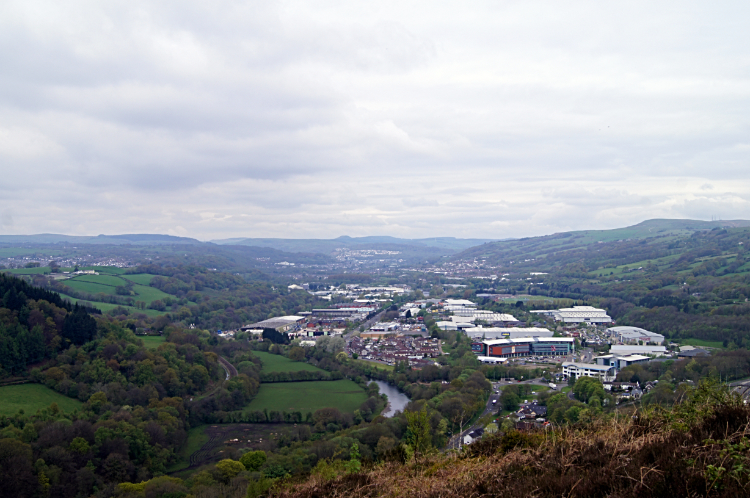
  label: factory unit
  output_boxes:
[464,327,554,341]
[532,306,612,324]
[471,337,575,358]
[241,315,305,333]
[610,345,668,356]
[607,326,665,345]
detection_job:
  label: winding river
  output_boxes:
[370,379,410,418]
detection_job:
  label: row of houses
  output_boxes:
[347,335,441,367]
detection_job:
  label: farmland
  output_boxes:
[141,335,167,349]
[253,351,325,373]
[0,384,83,416]
[244,380,368,414]
[124,273,155,285]
[171,423,299,474]
[58,294,166,317]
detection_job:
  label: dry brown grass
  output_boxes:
[273,390,750,498]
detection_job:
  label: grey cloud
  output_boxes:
[2,0,750,239]
[1,209,13,227]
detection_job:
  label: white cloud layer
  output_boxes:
[1,0,749,239]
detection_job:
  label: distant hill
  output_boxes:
[451,219,750,267]
[0,233,203,245]
[211,235,496,254]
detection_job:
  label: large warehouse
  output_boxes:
[533,306,612,324]
[608,326,665,345]
[465,327,553,341]
[471,337,575,358]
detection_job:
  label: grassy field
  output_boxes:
[678,338,725,349]
[253,351,325,373]
[131,284,173,304]
[59,294,166,317]
[351,359,394,371]
[2,267,52,275]
[64,279,119,295]
[124,273,155,285]
[244,380,368,414]
[141,336,167,349]
[0,384,83,416]
[71,274,129,286]
[168,425,210,472]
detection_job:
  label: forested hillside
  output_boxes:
[0,273,98,376]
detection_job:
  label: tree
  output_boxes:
[240,450,267,471]
[288,346,305,362]
[404,408,432,457]
[214,459,245,483]
[262,328,289,344]
[501,390,520,411]
[61,305,97,345]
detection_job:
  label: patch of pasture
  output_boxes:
[131,284,173,304]
[244,379,368,414]
[70,274,129,287]
[253,351,324,373]
[141,336,167,349]
[123,273,156,285]
[0,384,83,416]
[64,279,118,295]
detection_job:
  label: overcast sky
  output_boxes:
[1,1,749,240]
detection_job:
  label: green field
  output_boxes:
[678,338,725,349]
[351,359,394,371]
[168,425,210,472]
[131,284,173,304]
[2,267,52,275]
[244,380,368,414]
[253,351,325,373]
[71,274,129,287]
[124,273,155,285]
[141,336,167,349]
[64,279,119,295]
[59,294,166,317]
[0,384,83,416]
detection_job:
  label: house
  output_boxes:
[463,427,484,445]
[517,402,547,420]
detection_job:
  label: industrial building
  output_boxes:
[594,353,651,369]
[453,309,519,324]
[465,327,554,341]
[610,345,668,356]
[562,362,617,382]
[442,299,478,312]
[310,307,376,321]
[608,326,665,345]
[241,315,305,333]
[532,306,612,324]
[471,337,575,358]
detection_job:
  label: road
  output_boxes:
[448,377,550,450]
[217,355,238,380]
[360,310,386,332]
[729,379,750,401]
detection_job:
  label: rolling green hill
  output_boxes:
[452,219,750,268]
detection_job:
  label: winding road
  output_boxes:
[217,355,237,380]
